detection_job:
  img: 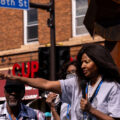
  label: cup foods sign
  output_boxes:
[12,61,39,78]
[0,0,29,9]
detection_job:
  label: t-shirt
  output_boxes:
[60,103,71,120]
[0,102,45,120]
[59,77,120,120]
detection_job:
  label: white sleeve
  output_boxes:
[59,77,76,105]
[108,84,120,118]
[34,109,45,120]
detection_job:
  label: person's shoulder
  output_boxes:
[59,76,78,91]
[22,104,36,113]
[59,76,77,84]
[22,104,45,119]
[103,81,120,92]
[103,81,119,87]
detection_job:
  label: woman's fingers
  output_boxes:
[80,98,87,110]
[80,98,91,112]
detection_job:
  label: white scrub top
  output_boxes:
[59,77,120,120]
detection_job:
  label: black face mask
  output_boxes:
[5,86,24,93]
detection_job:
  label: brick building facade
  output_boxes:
[0,0,105,70]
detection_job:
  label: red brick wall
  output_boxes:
[55,0,72,42]
[37,0,72,44]
[0,0,73,69]
[0,8,23,50]
[0,0,72,49]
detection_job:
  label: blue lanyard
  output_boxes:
[9,114,18,120]
[66,104,70,120]
[86,80,103,103]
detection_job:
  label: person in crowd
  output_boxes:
[46,60,80,120]
[0,78,45,120]
[46,92,60,120]
[57,60,80,80]
[1,43,120,120]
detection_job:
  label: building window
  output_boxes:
[24,8,38,44]
[72,0,88,36]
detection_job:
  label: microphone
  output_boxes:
[80,80,88,120]
[80,80,87,99]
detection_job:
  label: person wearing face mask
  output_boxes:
[1,43,120,120]
[57,60,80,80]
[46,61,80,120]
[59,61,80,120]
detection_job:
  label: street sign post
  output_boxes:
[0,0,29,10]
[30,1,56,80]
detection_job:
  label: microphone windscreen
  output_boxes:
[80,80,87,99]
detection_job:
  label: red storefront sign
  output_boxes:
[0,61,40,101]
[12,61,39,78]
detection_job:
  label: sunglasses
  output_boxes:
[5,86,24,93]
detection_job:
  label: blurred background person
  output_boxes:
[46,60,80,120]
[46,93,60,120]
[0,78,45,120]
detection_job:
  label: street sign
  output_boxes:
[0,0,29,10]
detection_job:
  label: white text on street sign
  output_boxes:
[0,0,29,10]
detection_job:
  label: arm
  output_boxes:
[0,73,61,94]
[89,107,120,120]
[80,98,119,120]
[50,106,60,120]
[46,93,60,120]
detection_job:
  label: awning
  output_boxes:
[24,86,39,100]
[0,80,6,101]
[0,80,39,101]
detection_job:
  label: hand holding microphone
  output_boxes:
[80,80,87,99]
[80,98,91,113]
[80,80,91,119]
[80,80,91,111]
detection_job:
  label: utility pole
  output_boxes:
[30,0,56,80]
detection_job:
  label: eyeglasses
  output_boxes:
[5,86,24,93]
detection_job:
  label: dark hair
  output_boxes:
[77,43,120,83]
[57,60,81,80]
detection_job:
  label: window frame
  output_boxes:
[72,0,88,37]
[23,9,38,45]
